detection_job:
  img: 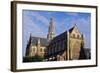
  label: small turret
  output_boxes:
[67,31,70,60]
[81,34,85,48]
[25,33,32,56]
[37,38,40,45]
[29,33,32,43]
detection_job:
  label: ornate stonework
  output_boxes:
[25,18,90,62]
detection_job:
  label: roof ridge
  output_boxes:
[31,36,47,39]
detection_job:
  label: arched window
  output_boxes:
[40,48,42,52]
[32,48,35,55]
[77,35,80,39]
[33,48,35,52]
[54,45,55,53]
[58,42,60,51]
[73,34,75,38]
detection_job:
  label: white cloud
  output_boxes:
[27,11,49,26]
[23,11,48,37]
[22,11,49,56]
[76,17,91,33]
[66,12,79,16]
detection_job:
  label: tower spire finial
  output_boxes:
[74,23,77,27]
[50,16,53,21]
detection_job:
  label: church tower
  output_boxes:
[47,17,55,41]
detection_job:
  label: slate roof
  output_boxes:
[69,25,77,33]
[51,30,67,43]
[79,48,91,59]
[69,24,81,35]
[31,37,49,46]
[84,48,91,59]
[69,26,74,33]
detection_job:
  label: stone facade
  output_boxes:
[25,35,48,57]
[25,17,90,61]
[45,31,68,61]
[45,25,86,61]
[69,25,84,60]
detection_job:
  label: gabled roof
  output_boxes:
[69,24,81,34]
[54,30,67,40]
[69,26,75,33]
[31,36,49,46]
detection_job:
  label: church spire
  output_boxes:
[47,17,55,41]
[49,17,54,33]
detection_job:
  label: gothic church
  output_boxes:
[25,17,90,61]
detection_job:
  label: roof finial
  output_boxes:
[75,23,77,26]
[50,16,54,23]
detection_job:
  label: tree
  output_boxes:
[23,55,44,62]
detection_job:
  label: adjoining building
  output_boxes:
[24,17,91,62]
[25,17,55,58]
[25,35,48,57]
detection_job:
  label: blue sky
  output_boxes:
[22,10,91,56]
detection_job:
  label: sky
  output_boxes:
[22,10,91,56]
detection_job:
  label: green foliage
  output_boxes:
[23,55,44,62]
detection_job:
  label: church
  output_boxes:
[25,17,90,62]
